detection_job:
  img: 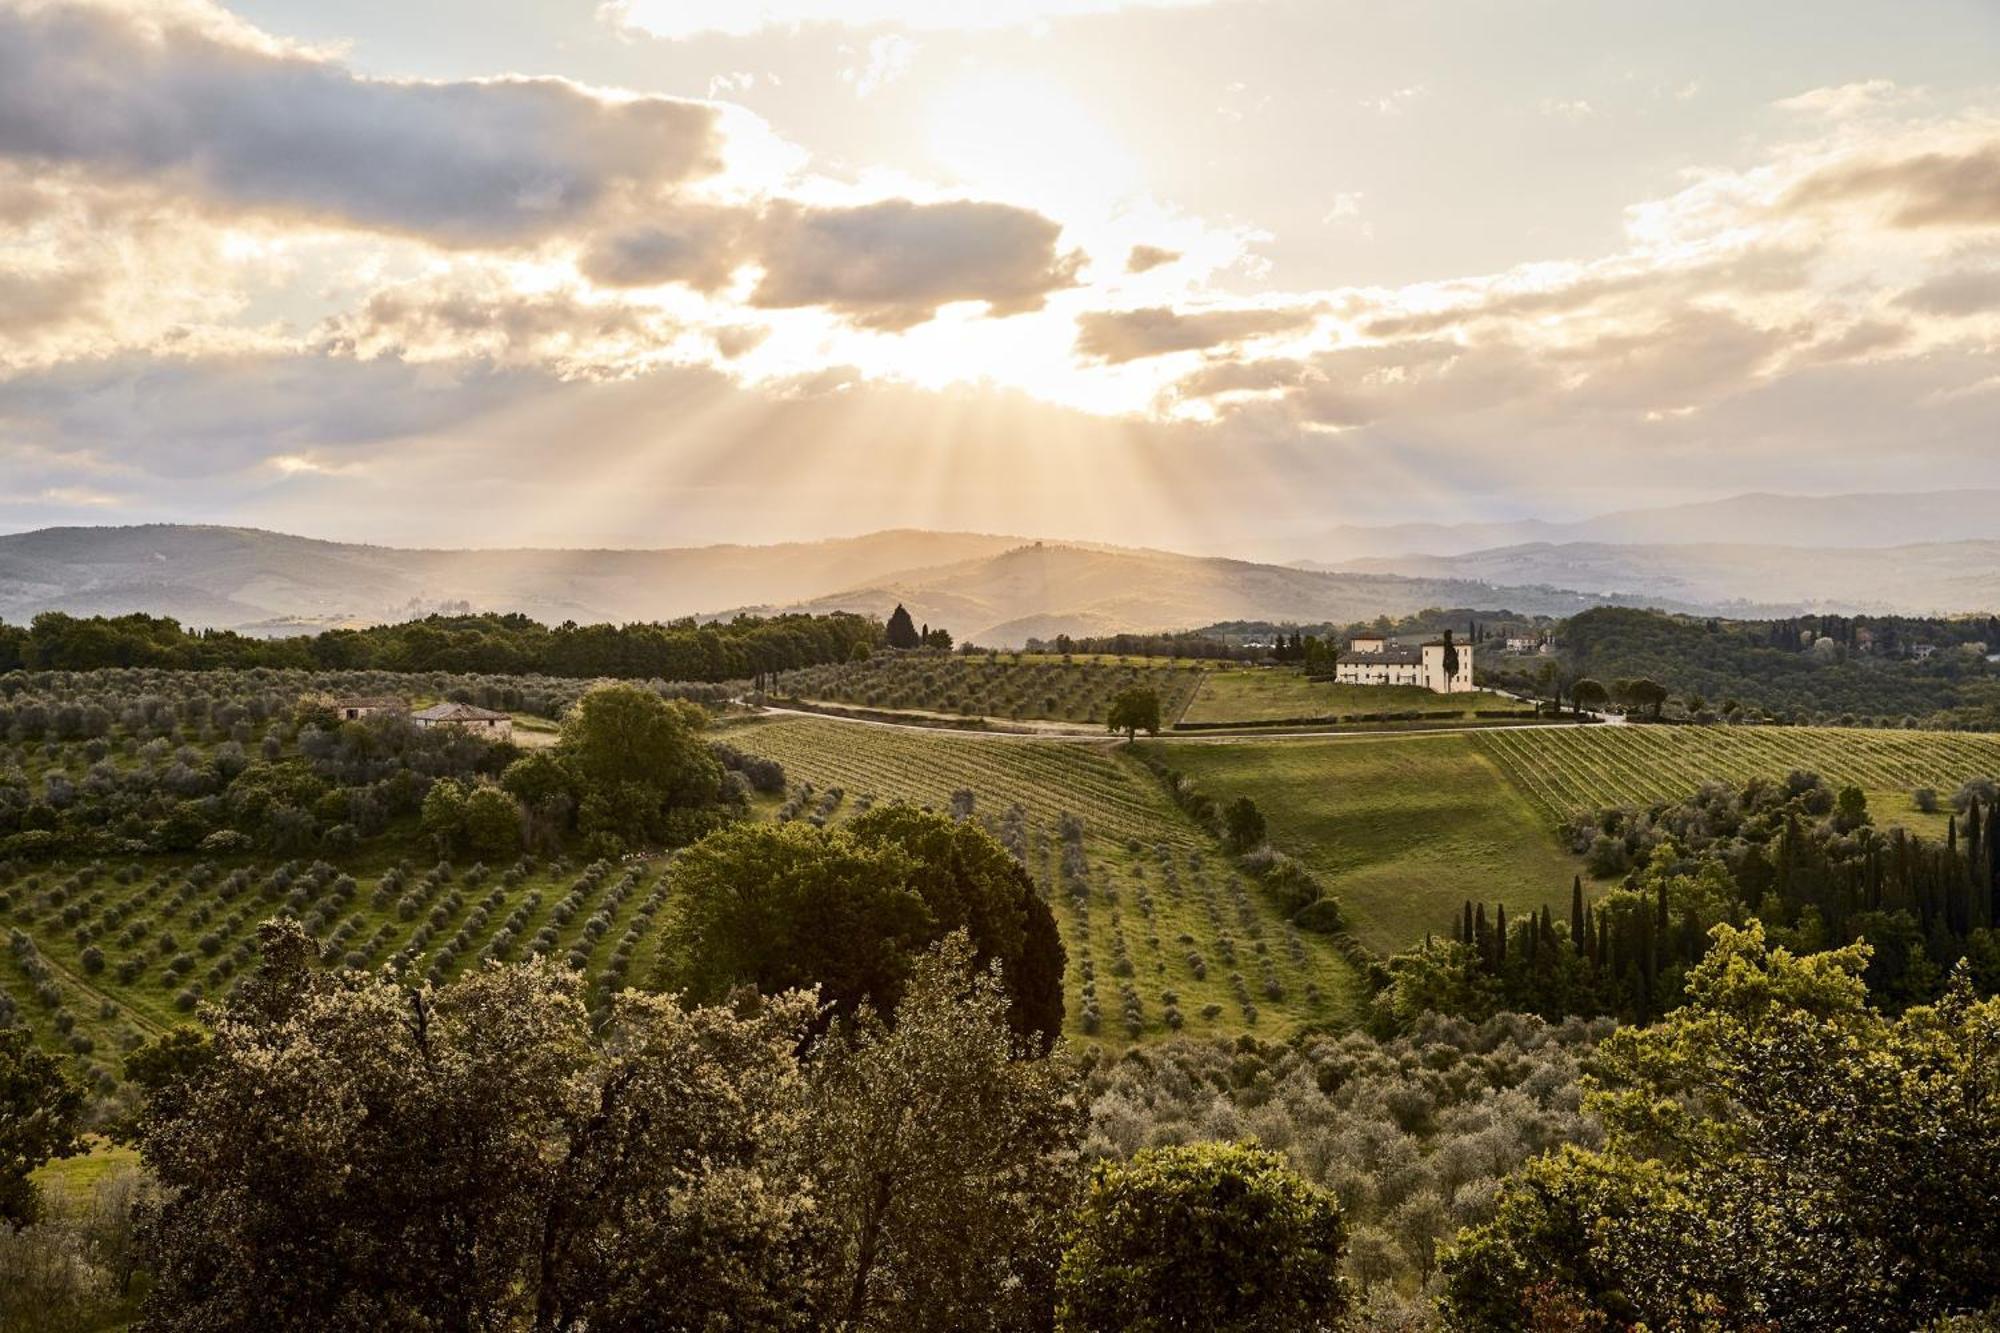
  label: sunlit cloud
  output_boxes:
[603,0,1227,40]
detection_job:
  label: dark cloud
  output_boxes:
[1126,244,1180,273]
[577,206,755,289]
[0,3,723,247]
[748,199,1081,330]
[1897,266,2000,316]
[1075,304,1320,363]
[585,197,1081,329]
[1784,141,2000,228]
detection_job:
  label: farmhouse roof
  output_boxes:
[411,701,510,722]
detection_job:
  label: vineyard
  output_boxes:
[1,853,677,1108]
[769,653,1204,726]
[722,715,1366,1040]
[1474,724,2000,828]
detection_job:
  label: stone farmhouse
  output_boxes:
[411,702,513,737]
[1333,635,1475,694]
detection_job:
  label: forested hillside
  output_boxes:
[1549,607,2000,728]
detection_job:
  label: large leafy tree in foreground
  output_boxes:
[129,920,1078,1333]
[1442,923,2000,1330]
[0,1025,83,1228]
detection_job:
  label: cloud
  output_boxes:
[0,1,724,247]
[843,33,917,97]
[1125,244,1180,273]
[604,0,1222,39]
[1784,139,2000,228]
[1075,304,1320,363]
[1897,266,2000,316]
[315,273,679,374]
[578,206,757,290]
[748,199,1082,330]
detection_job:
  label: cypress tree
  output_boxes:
[1495,904,1508,963]
[1570,875,1585,945]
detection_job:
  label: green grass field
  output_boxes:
[770,653,1205,726]
[1147,734,1580,952]
[1473,724,2000,836]
[722,715,1368,1041]
[1178,669,1514,726]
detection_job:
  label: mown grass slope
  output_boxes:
[722,715,1367,1043]
[1179,668,1514,725]
[1147,734,1580,952]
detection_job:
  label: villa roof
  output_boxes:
[1347,645,1426,665]
[411,701,510,722]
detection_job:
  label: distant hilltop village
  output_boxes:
[1334,634,1475,694]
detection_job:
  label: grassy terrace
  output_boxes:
[722,715,1368,1042]
[1178,668,1516,726]
[1148,733,1580,953]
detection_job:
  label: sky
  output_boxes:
[1,0,1998,555]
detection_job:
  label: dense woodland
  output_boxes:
[1542,606,2000,728]
[0,610,880,683]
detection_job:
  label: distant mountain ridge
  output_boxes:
[0,523,1708,648]
[1316,539,2000,617]
[1297,489,2000,561]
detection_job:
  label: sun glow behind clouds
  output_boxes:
[604,0,1222,39]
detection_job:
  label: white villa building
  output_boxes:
[1333,636,1475,693]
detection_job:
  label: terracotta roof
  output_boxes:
[411,702,511,722]
[1345,646,1426,665]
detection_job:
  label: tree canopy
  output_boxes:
[1442,923,2000,1330]
[658,809,1065,1047]
[1106,687,1162,741]
[1057,1141,1351,1332]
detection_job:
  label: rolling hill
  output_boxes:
[1294,488,2000,561]
[0,523,1696,643]
[1320,539,2000,615]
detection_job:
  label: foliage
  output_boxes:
[129,919,1081,1332]
[772,651,1203,726]
[556,684,725,849]
[1106,687,1163,741]
[1393,772,2000,1027]
[1543,606,2000,729]
[805,935,1083,1331]
[1056,1141,1351,1332]
[659,810,1066,1047]
[0,1024,83,1227]
[1078,1015,1603,1318]
[1441,924,2000,1330]
[2,609,881,683]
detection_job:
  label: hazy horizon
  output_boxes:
[2,0,1997,552]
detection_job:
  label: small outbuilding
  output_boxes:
[410,701,514,737]
[334,696,406,722]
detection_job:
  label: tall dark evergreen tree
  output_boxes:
[885,604,921,650]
